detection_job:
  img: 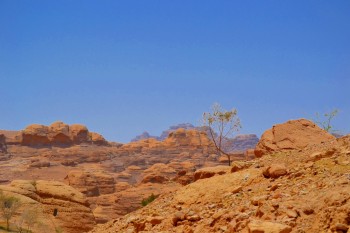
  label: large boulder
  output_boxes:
[69,124,89,144]
[89,132,108,146]
[48,121,71,145]
[21,124,50,146]
[255,119,336,157]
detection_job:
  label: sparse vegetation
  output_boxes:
[0,191,21,231]
[315,109,339,133]
[203,103,242,166]
[141,194,158,207]
[15,208,40,233]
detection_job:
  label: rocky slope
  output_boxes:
[90,119,349,233]
[2,122,246,226]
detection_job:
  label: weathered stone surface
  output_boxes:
[194,165,231,181]
[255,119,335,157]
[263,164,288,178]
[64,170,115,196]
[16,122,108,147]
[0,180,95,233]
[22,124,50,146]
[248,220,292,233]
[49,121,71,145]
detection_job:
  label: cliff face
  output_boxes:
[3,121,108,147]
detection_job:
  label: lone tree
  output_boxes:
[0,191,21,231]
[203,103,241,166]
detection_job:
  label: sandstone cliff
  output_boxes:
[4,121,108,147]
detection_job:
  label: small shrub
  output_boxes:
[141,194,158,207]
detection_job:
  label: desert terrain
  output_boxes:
[0,119,348,233]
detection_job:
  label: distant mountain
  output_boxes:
[131,123,197,142]
[130,131,158,142]
[223,134,259,153]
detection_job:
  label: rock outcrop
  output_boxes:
[64,170,116,196]
[0,180,95,233]
[255,119,336,157]
[18,121,108,147]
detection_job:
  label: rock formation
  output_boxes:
[255,118,336,157]
[90,133,350,233]
[0,122,255,227]
[131,131,157,142]
[14,121,108,147]
[0,180,95,233]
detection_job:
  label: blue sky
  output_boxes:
[0,1,349,142]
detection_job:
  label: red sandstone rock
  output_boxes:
[263,164,288,178]
[89,132,108,146]
[49,121,71,145]
[22,124,50,146]
[194,165,231,181]
[64,170,115,196]
[255,119,335,157]
[0,180,95,233]
[69,124,89,144]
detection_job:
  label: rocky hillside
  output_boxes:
[90,119,350,233]
[2,122,248,228]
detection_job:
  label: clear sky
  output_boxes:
[0,1,349,142]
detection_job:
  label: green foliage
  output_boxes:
[315,109,339,132]
[141,193,158,207]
